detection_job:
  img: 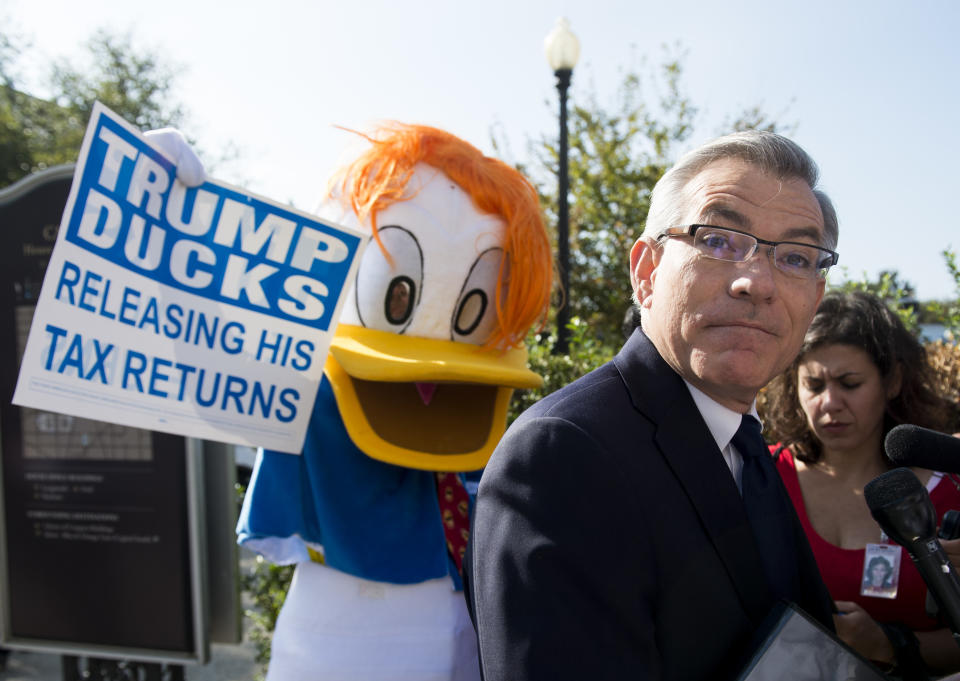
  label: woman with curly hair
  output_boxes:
[763,290,960,680]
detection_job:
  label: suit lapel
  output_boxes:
[614,330,774,625]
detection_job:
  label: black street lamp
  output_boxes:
[544,17,580,355]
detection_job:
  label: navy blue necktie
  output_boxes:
[732,415,799,603]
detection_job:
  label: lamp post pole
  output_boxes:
[544,18,579,355]
[554,67,572,354]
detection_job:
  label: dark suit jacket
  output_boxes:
[464,329,834,681]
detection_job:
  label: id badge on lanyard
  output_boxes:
[861,541,901,599]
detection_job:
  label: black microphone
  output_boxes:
[886,424,960,473]
[864,467,960,645]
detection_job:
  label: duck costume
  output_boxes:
[236,123,552,681]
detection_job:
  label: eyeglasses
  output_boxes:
[657,224,839,280]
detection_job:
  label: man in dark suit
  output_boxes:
[464,131,840,680]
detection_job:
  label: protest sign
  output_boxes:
[13,102,367,454]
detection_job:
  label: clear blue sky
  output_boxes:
[8,0,960,300]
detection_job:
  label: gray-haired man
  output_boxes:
[465,131,839,680]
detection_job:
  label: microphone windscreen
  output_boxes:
[864,467,926,511]
[886,425,960,473]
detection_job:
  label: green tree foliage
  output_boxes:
[0,30,186,188]
[242,554,295,680]
[720,103,797,136]
[509,317,624,423]
[925,248,960,339]
[530,52,696,346]
[827,261,960,342]
[528,50,801,352]
[830,269,921,334]
[0,31,59,186]
[832,268,917,302]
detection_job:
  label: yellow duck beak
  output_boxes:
[325,324,542,471]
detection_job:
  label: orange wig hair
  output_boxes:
[329,123,552,351]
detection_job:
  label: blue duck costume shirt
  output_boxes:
[236,376,467,588]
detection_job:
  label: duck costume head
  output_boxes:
[317,123,553,471]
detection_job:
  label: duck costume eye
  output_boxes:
[353,225,423,333]
[451,248,502,343]
[319,123,553,471]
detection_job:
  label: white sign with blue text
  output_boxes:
[13,103,367,454]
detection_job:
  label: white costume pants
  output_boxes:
[265,561,481,681]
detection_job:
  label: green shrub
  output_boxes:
[509,316,624,423]
[241,554,294,680]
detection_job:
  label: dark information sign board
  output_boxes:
[0,166,207,663]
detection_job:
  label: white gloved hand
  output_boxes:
[144,128,206,188]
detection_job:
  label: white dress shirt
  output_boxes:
[684,380,761,493]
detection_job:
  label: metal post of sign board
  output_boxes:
[200,439,242,645]
[0,165,220,665]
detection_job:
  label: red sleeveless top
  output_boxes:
[776,446,960,630]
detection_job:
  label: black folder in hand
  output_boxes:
[736,602,890,681]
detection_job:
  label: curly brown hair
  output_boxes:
[760,291,955,463]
